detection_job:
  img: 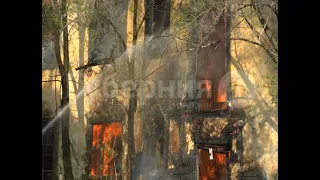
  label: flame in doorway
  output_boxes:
[91,123,122,177]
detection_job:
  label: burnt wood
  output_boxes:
[75,57,114,71]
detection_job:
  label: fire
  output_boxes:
[91,123,122,177]
[217,91,227,102]
[215,153,226,165]
[204,80,212,92]
[199,149,216,180]
[217,77,227,102]
[186,123,194,154]
[103,123,122,144]
[201,80,212,111]
[199,149,227,180]
[92,125,103,147]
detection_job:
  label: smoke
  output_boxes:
[40,30,173,138]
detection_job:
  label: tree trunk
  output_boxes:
[123,0,138,179]
[122,48,137,180]
[77,4,87,175]
[163,119,169,170]
[52,33,63,180]
[128,89,137,178]
[60,0,73,178]
[53,30,73,179]
[122,113,130,180]
[51,122,61,180]
[127,40,137,180]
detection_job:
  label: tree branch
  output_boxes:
[94,3,126,50]
[113,97,128,113]
[154,34,199,45]
[85,85,102,97]
[163,35,277,64]
[105,18,127,50]
[165,18,245,54]
[75,57,114,71]
[238,12,278,59]
[42,80,61,83]
[252,0,270,32]
[70,141,81,167]
[236,3,277,18]
[142,63,167,81]
[236,4,253,12]
[134,12,147,41]
[230,38,277,64]
[180,5,217,31]
[42,80,84,87]
[238,4,277,54]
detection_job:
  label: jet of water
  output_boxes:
[41,45,130,136]
[42,34,159,136]
[42,89,85,136]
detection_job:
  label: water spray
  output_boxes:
[42,88,85,136]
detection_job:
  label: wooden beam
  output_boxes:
[75,57,114,71]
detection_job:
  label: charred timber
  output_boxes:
[192,109,230,118]
[197,145,230,154]
[192,132,231,145]
[75,57,114,71]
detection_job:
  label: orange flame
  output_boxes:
[92,125,103,147]
[199,149,227,180]
[204,80,212,92]
[217,91,227,102]
[216,153,226,165]
[91,123,122,177]
[217,77,227,102]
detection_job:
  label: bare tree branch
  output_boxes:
[42,80,83,87]
[230,38,277,63]
[241,12,278,56]
[252,0,270,32]
[42,80,61,83]
[142,63,167,81]
[163,35,277,64]
[154,34,199,45]
[180,5,217,31]
[86,85,102,97]
[133,8,149,41]
[75,57,114,71]
[105,18,127,50]
[136,52,183,90]
[70,141,81,167]
[113,97,128,113]
[93,1,126,50]
[164,17,244,54]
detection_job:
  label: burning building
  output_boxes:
[42,0,277,179]
[89,123,122,178]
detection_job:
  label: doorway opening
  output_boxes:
[198,148,228,180]
[89,122,122,179]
